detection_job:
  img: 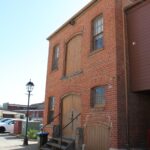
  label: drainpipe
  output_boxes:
[59,100,63,148]
[122,2,130,150]
[124,46,130,150]
[123,13,130,147]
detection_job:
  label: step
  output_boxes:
[40,148,52,150]
[52,137,73,144]
[47,142,66,150]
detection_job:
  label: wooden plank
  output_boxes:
[85,124,110,150]
[62,94,81,138]
[65,35,82,76]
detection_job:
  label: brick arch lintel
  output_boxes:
[60,92,81,100]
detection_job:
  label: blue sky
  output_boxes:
[0,0,91,105]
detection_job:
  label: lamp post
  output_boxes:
[23,79,34,146]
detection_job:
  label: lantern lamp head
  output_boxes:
[26,79,34,92]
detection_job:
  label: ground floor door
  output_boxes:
[84,124,110,150]
[62,94,81,138]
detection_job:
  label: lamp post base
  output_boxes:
[23,136,28,146]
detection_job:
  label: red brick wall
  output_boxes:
[8,105,26,111]
[44,0,118,148]
[28,110,43,119]
[115,0,127,148]
[14,120,22,134]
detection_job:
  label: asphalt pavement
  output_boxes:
[0,133,39,150]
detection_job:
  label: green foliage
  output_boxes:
[27,128,38,139]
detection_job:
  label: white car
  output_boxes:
[0,119,15,133]
[0,118,12,123]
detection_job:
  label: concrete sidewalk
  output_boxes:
[0,133,39,150]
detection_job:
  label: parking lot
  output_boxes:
[0,133,38,150]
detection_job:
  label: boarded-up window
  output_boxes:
[92,15,103,51]
[52,45,59,71]
[65,35,82,76]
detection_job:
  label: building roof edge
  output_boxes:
[46,0,98,40]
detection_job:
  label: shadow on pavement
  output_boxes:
[5,136,19,140]
[0,133,10,137]
[11,143,39,150]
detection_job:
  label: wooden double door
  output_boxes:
[62,94,81,138]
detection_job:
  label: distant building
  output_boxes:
[2,102,44,121]
[0,109,25,119]
[30,102,44,110]
[3,103,27,111]
[22,102,44,121]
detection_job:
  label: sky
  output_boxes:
[0,0,91,106]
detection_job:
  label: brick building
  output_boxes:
[3,102,44,121]
[44,0,150,149]
[3,103,27,111]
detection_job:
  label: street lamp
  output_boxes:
[23,79,34,146]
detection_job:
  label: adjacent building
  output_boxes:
[3,103,27,111]
[3,102,44,121]
[44,0,150,149]
[0,109,25,119]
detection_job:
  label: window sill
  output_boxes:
[89,47,104,56]
[95,104,105,107]
[91,104,105,111]
[61,70,83,80]
[51,68,58,73]
[50,109,54,111]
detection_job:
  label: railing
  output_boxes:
[62,113,81,130]
[41,112,81,134]
[59,113,81,148]
[41,112,81,149]
[41,112,61,132]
